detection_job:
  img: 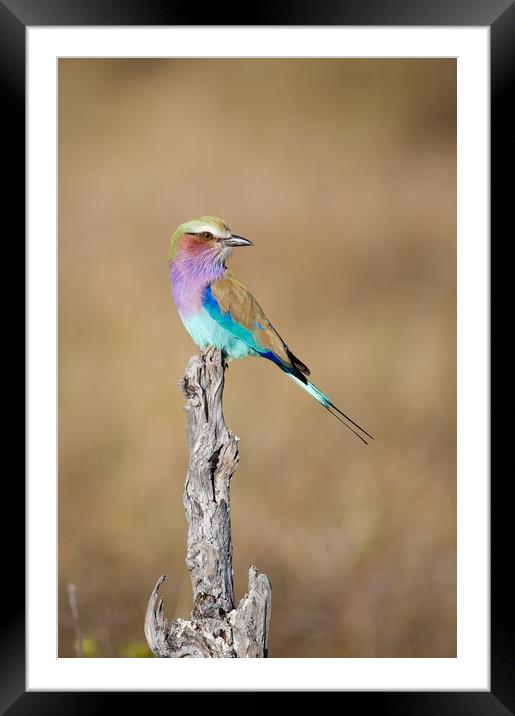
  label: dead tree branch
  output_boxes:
[66,582,83,658]
[145,347,272,658]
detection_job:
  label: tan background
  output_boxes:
[58,59,456,658]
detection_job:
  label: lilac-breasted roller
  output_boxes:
[169,216,372,444]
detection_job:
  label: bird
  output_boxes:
[168,216,372,444]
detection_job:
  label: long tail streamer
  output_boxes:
[286,373,373,445]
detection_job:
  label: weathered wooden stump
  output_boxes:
[145,347,272,657]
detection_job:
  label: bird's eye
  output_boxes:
[201,231,212,240]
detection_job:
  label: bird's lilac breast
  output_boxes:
[169,259,224,318]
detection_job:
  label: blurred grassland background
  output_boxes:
[58,58,456,658]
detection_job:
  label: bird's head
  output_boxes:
[168,216,252,266]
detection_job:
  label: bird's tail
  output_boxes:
[285,372,373,445]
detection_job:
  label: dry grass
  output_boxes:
[58,59,456,657]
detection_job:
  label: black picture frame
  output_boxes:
[7,0,509,711]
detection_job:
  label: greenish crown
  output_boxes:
[168,216,230,261]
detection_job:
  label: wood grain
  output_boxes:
[145,347,272,658]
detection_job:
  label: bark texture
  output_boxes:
[145,347,272,658]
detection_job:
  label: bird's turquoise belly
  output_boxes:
[182,309,255,360]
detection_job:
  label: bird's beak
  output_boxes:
[220,234,253,247]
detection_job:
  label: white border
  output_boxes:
[27,27,489,691]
